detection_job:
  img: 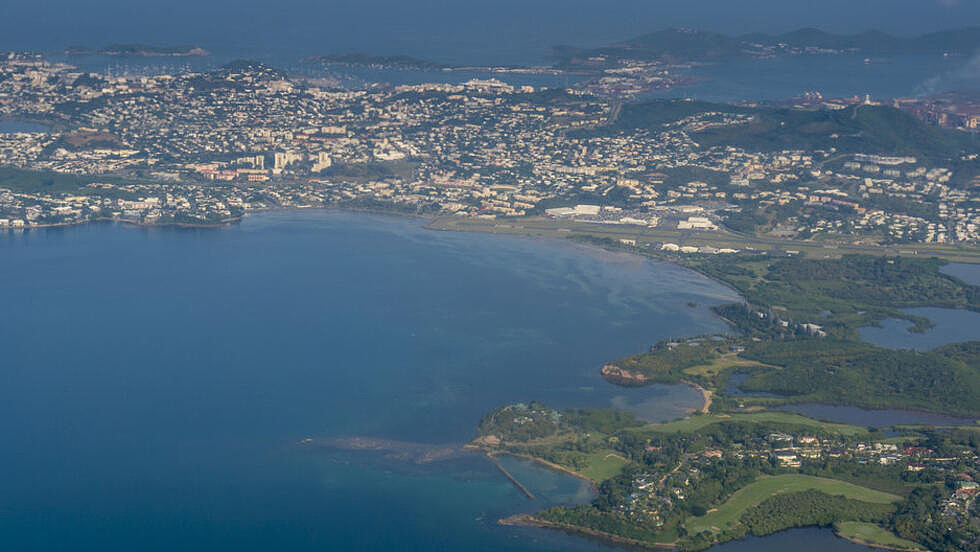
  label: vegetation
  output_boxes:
[477,402,560,442]
[577,451,630,482]
[835,521,923,550]
[644,412,868,436]
[696,104,977,159]
[0,166,140,198]
[695,254,980,337]
[604,98,977,161]
[889,486,980,552]
[475,250,980,550]
[660,254,980,416]
[474,400,978,551]
[612,99,747,130]
[608,336,725,384]
[738,338,980,415]
[741,490,895,533]
[536,505,665,543]
[685,475,900,535]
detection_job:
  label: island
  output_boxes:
[65,44,209,57]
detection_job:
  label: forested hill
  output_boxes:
[695,104,978,158]
[603,100,978,161]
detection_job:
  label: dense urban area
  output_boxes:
[0,52,977,247]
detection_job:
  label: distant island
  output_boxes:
[553,26,980,68]
[65,44,209,57]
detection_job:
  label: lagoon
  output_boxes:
[859,307,980,350]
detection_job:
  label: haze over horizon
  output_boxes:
[2,0,979,65]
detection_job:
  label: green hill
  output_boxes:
[694,104,977,158]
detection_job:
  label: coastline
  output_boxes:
[833,527,927,552]
[688,381,713,414]
[504,513,924,552]
[0,204,437,233]
[485,451,599,493]
[500,513,677,550]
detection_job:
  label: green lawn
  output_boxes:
[681,353,775,379]
[644,412,868,436]
[686,475,902,535]
[578,450,628,482]
[835,521,922,550]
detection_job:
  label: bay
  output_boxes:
[0,210,735,551]
[942,262,980,286]
[858,306,980,351]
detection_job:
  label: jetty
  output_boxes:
[488,455,535,500]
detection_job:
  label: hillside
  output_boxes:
[696,104,977,157]
[607,100,977,160]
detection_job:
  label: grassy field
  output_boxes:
[578,450,629,482]
[681,353,776,379]
[686,475,902,535]
[835,521,923,550]
[642,412,868,436]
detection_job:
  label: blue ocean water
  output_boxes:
[2,211,718,551]
[0,211,885,551]
[942,262,980,286]
[859,307,980,350]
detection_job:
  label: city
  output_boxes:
[0,53,977,247]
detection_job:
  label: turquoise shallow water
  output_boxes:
[0,211,875,551]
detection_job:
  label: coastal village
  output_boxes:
[0,52,977,246]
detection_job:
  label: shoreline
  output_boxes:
[486,451,599,493]
[0,204,436,232]
[833,527,928,552]
[686,381,713,414]
[506,513,924,552]
[500,513,677,550]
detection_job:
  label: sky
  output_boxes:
[1,0,978,65]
